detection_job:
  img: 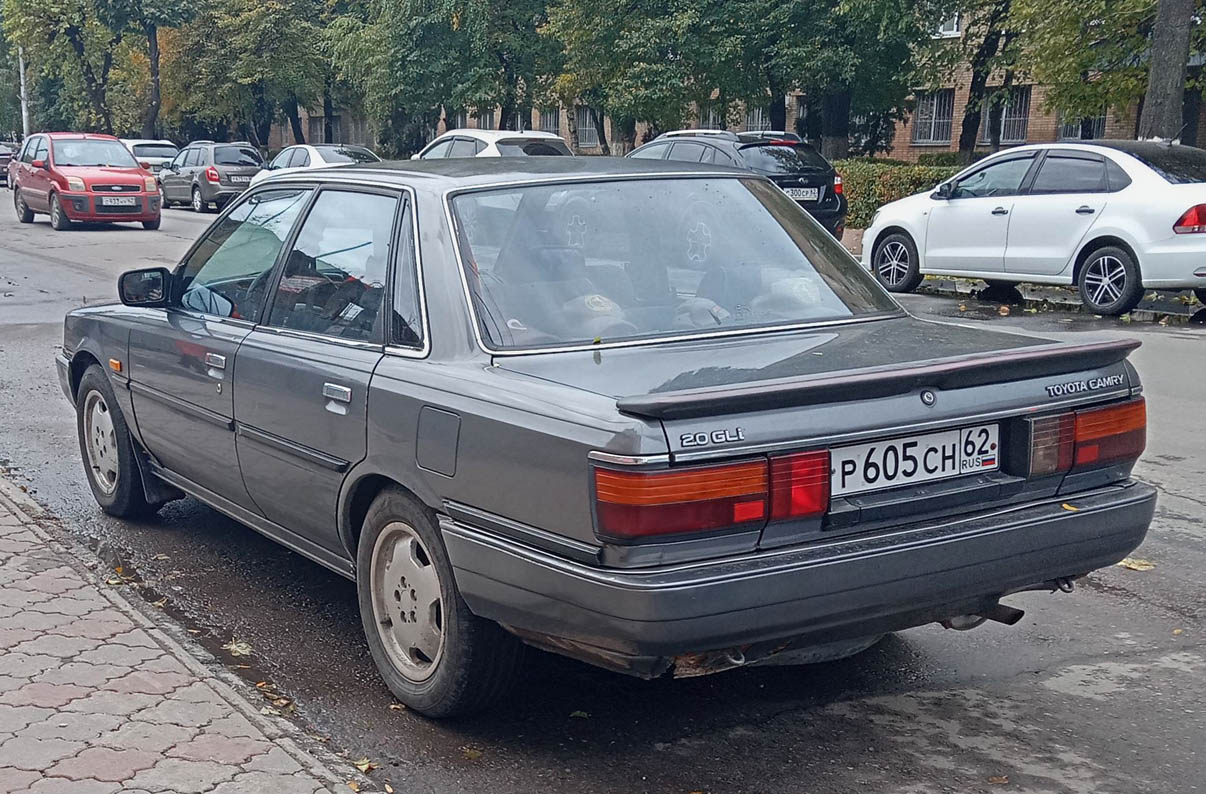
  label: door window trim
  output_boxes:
[1022,149,1111,195]
[950,152,1039,199]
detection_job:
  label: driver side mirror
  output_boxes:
[31,159,47,170]
[138,160,151,170]
[931,181,954,200]
[118,267,172,308]
[410,153,422,160]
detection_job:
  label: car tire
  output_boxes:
[192,186,210,213]
[14,188,33,223]
[356,487,522,718]
[49,193,72,231]
[142,216,161,231]
[872,232,923,293]
[1077,245,1144,316]
[1194,287,1206,306]
[75,365,158,518]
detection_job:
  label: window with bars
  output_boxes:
[306,116,342,143]
[1058,113,1106,140]
[474,109,495,130]
[447,109,467,130]
[699,104,724,130]
[539,108,560,134]
[981,86,1032,144]
[911,89,954,144]
[744,106,769,131]
[576,106,599,147]
[935,15,960,37]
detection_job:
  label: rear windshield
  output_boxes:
[317,146,380,163]
[451,177,897,350]
[1124,145,1206,184]
[495,138,573,156]
[52,139,139,168]
[738,143,830,173]
[214,145,263,166]
[132,143,179,158]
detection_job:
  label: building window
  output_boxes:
[306,116,342,143]
[510,110,530,131]
[1058,112,1106,140]
[981,86,1031,144]
[911,89,955,144]
[576,106,599,147]
[935,15,960,38]
[474,109,494,130]
[447,109,467,130]
[698,103,724,130]
[744,106,769,132]
[539,108,560,134]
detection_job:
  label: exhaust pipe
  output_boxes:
[941,602,1026,631]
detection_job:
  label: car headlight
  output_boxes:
[145,176,157,192]
[66,176,86,192]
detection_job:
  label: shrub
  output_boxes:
[833,159,961,227]
[916,151,988,167]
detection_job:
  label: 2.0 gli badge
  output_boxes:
[681,427,745,448]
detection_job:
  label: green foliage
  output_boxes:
[834,158,960,227]
[916,150,987,165]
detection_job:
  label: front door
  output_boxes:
[234,187,402,552]
[128,186,314,506]
[161,149,190,202]
[1004,151,1109,276]
[924,152,1037,274]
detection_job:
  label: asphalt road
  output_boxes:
[1,198,1204,794]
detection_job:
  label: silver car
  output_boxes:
[58,158,1155,717]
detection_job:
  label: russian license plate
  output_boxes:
[101,196,137,206]
[230,176,251,183]
[784,187,819,201]
[831,424,1000,496]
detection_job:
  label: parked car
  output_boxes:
[158,140,264,212]
[10,132,161,230]
[862,140,1206,314]
[58,158,1154,717]
[0,141,16,186]
[120,139,180,174]
[250,143,381,187]
[628,130,848,238]
[412,128,573,159]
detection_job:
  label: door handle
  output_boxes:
[1076,206,1096,215]
[991,207,1009,216]
[322,383,352,403]
[204,352,226,380]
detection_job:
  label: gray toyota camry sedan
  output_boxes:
[57,157,1156,717]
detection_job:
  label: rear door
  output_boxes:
[924,152,1037,274]
[1004,150,1109,276]
[127,187,313,506]
[24,136,52,211]
[233,186,402,552]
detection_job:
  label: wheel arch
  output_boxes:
[339,471,434,565]
[68,349,104,402]
[870,225,919,260]
[1072,235,1140,285]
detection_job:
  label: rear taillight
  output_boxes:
[1028,398,1145,476]
[1174,204,1206,233]
[833,174,843,195]
[205,166,220,183]
[593,451,831,541]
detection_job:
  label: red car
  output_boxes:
[9,132,161,231]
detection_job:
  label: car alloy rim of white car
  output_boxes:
[82,391,119,495]
[1083,255,1127,307]
[369,521,446,682]
[877,241,910,286]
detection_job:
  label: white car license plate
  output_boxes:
[785,187,819,201]
[101,196,137,206]
[230,176,251,183]
[831,424,999,496]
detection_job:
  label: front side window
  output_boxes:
[20,137,39,163]
[177,188,312,319]
[952,155,1033,198]
[268,149,293,169]
[668,142,707,162]
[451,177,898,350]
[293,149,311,167]
[912,89,955,144]
[1030,154,1106,194]
[449,138,478,158]
[629,143,669,160]
[34,138,49,161]
[266,190,398,342]
[422,139,454,159]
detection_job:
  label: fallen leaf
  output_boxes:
[354,758,376,774]
[273,698,291,708]
[1060,503,1079,512]
[222,640,253,657]
[958,303,967,312]
[347,782,360,792]
[105,577,122,586]
[151,597,167,608]
[233,664,251,670]
[1117,557,1155,572]
[385,785,395,794]
[1120,314,1133,324]
[114,566,124,575]
[260,706,280,717]
[256,681,269,688]
[989,775,1009,784]
[569,710,589,718]
[387,704,405,711]
[997,305,1010,316]
[152,553,170,561]
[461,746,483,760]
[187,629,201,634]
[1174,628,1185,635]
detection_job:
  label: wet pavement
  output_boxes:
[1,201,1204,793]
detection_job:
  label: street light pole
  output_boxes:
[18,46,31,137]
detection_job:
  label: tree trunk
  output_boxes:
[820,88,851,160]
[592,108,610,156]
[323,75,335,143]
[614,117,636,153]
[140,23,160,139]
[957,0,1010,164]
[283,95,306,144]
[1182,84,1202,146]
[769,91,787,131]
[567,105,580,150]
[803,97,823,145]
[1139,0,1195,139]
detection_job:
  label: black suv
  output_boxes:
[158,141,264,212]
[628,130,848,238]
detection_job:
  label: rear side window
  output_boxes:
[629,142,670,160]
[449,138,478,157]
[214,145,263,166]
[1125,145,1206,183]
[292,149,311,167]
[668,142,706,162]
[1106,159,1132,191]
[1030,154,1106,194]
[316,146,380,164]
[737,143,830,173]
[495,138,572,156]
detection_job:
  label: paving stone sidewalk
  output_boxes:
[0,484,353,794]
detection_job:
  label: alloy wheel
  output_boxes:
[877,241,910,287]
[82,391,119,495]
[1083,255,1127,308]
[51,197,62,227]
[192,188,202,212]
[369,521,446,682]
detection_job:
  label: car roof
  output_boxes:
[121,138,177,146]
[439,129,564,142]
[41,132,120,140]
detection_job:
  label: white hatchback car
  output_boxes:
[120,139,180,174]
[411,129,573,159]
[250,143,381,187]
[861,141,1206,314]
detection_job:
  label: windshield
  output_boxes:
[132,143,178,159]
[214,145,263,166]
[738,143,830,173]
[495,139,573,156]
[317,146,380,163]
[52,139,139,168]
[1124,144,1206,184]
[451,177,897,350]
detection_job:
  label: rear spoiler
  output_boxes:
[616,338,1140,420]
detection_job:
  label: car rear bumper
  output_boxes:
[201,184,249,202]
[60,192,160,222]
[442,480,1155,675]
